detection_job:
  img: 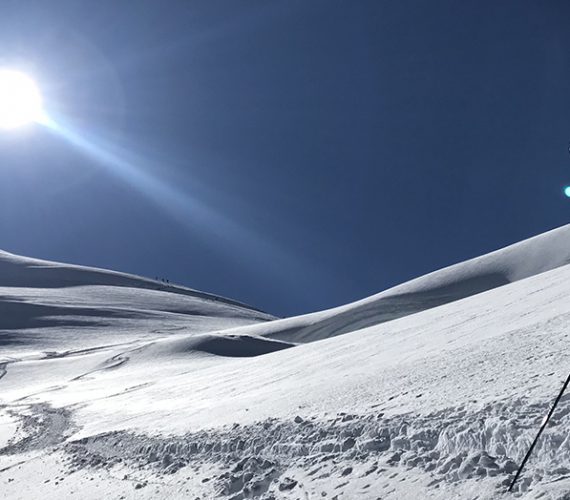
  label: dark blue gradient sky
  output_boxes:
[1,1,569,316]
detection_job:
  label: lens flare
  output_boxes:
[564,186,570,198]
[0,69,43,129]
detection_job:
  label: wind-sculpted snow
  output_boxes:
[229,224,570,343]
[132,334,295,359]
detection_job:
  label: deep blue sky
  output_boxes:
[1,1,569,317]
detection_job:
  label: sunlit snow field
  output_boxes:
[1,225,570,499]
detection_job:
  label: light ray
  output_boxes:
[40,113,315,300]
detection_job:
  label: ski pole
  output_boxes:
[508,372,570,492]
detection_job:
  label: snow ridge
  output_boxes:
[237,224,570,343]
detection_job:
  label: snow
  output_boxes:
[226,223,570,344]
[0,249,274,359]
[2,225,570,499]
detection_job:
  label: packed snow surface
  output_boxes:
[1,225,570,499]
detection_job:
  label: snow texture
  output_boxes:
[2,224,570,499]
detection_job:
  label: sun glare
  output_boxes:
[0,69,44,129]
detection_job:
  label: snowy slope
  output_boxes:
[0,249,264,308]
[235,224,570,343]
[1,225,570,499]
[0,249,274,357]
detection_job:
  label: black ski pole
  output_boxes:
[508,372,570,492]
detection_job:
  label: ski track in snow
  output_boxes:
[0,403,74,456]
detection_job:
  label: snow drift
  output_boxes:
[239,224,570,343]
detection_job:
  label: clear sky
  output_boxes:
[1,0,569,317]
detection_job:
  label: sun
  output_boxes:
[0,69,44,129]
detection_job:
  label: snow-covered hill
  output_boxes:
[1,225,570,499]
[231,224,570,344]
[0,249,274,356]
